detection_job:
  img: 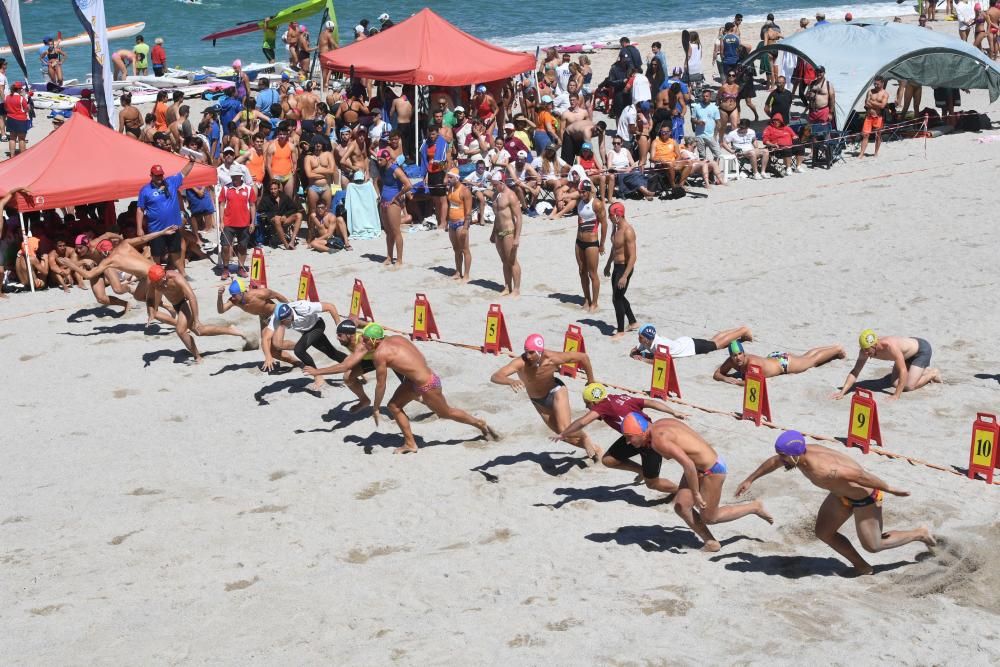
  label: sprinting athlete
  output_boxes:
[490,333,601,460]
[554,383,688,493]
[624,414,773,551]
[305,324,499,453]
[832,329,941,401]
[714,339,845,385]
[736,431,935,575]
[217,278,296,369]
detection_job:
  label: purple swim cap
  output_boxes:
[775,430,807,456]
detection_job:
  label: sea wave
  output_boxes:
[493,3,914,52]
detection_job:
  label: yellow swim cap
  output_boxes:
[583,383,608,404]
[859,329,878,350]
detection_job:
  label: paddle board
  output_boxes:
[0,22,146,55]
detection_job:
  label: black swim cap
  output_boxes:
[336,320,358,336]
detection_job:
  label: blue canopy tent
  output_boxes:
[745,22,1000,130]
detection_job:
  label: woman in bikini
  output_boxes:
[574,180,607,313]
[43,39,67,86]
[117,93,143,139]
[717,70,741,136]
[635,102,653,169]
[578,54,594,93]
[376,149,412,267]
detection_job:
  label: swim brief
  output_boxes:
[907,337,932,369]
[448,221,465,231]
[768,352,789,374]
[408,372,442,394]
[309,184,329,194]
[699,457,728,477]
[576,239,600,250]
[840,488,883,509]
[496,228,514,240]
[529,378,565,410]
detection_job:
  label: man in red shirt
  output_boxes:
[4,81,30,155]
[761,113,804,173]
[151,38,167,77]
[553,383,687,494]
[73,89,97,119]
[218,168,257,279]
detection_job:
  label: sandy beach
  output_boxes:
[4,11,1000,665]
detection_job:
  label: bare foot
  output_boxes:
[626,322,640,332]
[511,289,520,298]
[611,331,628,340]
[349,398,371,414]
[381,258,392,266]
[193,356,204,364]
[589,303,599,313]
[499,288,511,296]
[308,379,326,392]
[580,301,589,311]
[755,501,774,524]
[393,443,419,454]
[701,540,722,553]
[853,563,875,576]
[461,276,471,284]
[741,330,754,342]
[451,273,462,281]
[919,527,937,547]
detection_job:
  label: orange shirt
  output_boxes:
[245,148,266,183]
[536,109,558,134]
[270,141,293,177]
[651,137,679,162]
[153,101,169,132]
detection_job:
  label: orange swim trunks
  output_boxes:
[862,115,884,134]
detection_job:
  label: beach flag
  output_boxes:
[70,0,115,127]
[0,0,29,79]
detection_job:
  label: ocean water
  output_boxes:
[10,0,910,81]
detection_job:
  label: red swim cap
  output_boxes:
[147,264,166,282]
[609,201,625,218]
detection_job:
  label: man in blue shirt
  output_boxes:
[718,23,743,80]
[255,77,281,118]
[136,157,196,272]
[618,36,643,74]
[691,88,722,159]
[217,86,243,131]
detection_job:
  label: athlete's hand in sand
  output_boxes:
[507,380,524,393]
[887,394,900,402]
[829,391,845,400]
[886,487,910,497]
[735,480,752,497]
[549,433,566,443]
[261,358,275,372]
[693,491,707,510]
[302,366,320,377]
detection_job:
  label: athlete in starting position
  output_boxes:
[832,329,941,401]
[714,339,845,385]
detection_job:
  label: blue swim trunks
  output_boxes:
[699,457,728,477]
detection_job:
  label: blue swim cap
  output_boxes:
[775,430,807,456]
[639,324,656,340]
[275,303,292,321]
[728,340,744,356]
[621,412,651,436]
[228,277,249,297]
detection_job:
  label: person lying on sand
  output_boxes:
[490,334,601,461]
[736,431,935,575]
[305,324,499,453]
[831,330,941,401]
[714,339,845,385]
[631,323,753,363]
[622,414,773,551]
[553,383,687,493]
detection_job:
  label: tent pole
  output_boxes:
[214,185,222,271]
[18,211,36,293]
[415,85,420,167]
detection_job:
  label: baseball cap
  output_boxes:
[504,122,515,130]
[476,85,487,93]
[490,171,504,182]
[581,142,592,151]
[150,164,165,176]
[222,146,236,155]
[516,150,527,159]
[325,21,334,29]
[11,81,23,90]
[579,180,593,191]
[379,12,390,21]
[541,95,553,104]
[147,264,166,282]
[81,89,92,98]
[377,149,392,160]
[454,105,465,113]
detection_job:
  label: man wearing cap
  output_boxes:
[137,156,197,274]
[625,417,773,551]
[378,13,394,29]
[471,85,497,125]
[218,279,295,364]
[146,265,252,363]
[72,90,97,120]
[602,202,638,338]
[555,384,687,492]
[307,324,499,452]
[217,147,252,187]
[218,166,257,280]
[262,300,346,386]
[737,432,934,575]
[630,324,753,363]
[151,38,167,77]
[651,125,690,192]
[506,150,540,216]
[714,339,845,385]
[489,172,522,297]
[318,21,338,91]
[4,81,30,155]
[832,331,940,401]
[491,334,601,460]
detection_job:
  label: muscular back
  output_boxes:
[650,420,718,470]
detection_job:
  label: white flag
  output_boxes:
[71,0,116,127]
[0,0,29,79]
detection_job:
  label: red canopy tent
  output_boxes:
[320,8,536,86]
[0,113,217,212]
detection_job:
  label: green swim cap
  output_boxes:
[362,322,385,340]
[728,340,744,356]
